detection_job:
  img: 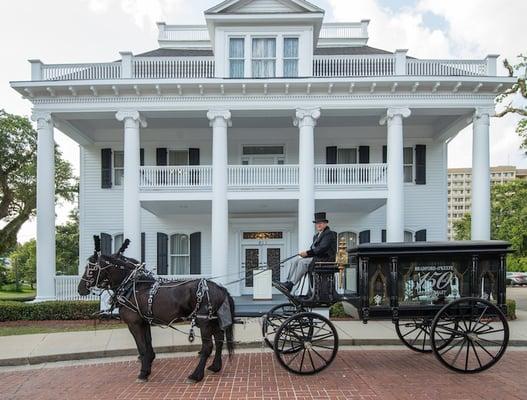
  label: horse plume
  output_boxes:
[118,238,131,255]
[93,235,101,254]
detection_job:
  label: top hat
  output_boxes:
[313,212,329,223]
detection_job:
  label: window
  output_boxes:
[242,145,285,165]
[170,234,190,275]
[252,38,276,78]
[403,147,413,183]
[168,150,189,166]
[404,231,414,242]
[114,151,124,186]
[337,148,357,164]
[283,37,299,77]
[338,231,358,250]
[229,38,245,78]
[114,234,123,253]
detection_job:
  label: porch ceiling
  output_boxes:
[141,200,211,215]
[316,198,386,213]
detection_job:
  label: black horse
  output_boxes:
[78,236,235,383]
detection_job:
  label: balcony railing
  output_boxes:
[139,164,387,191]
[406,59,488,76]
[55,276,99,301]
[133,57,215,79]
[314,163,387,186]
[313,55,395,77]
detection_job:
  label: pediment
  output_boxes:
[205,0,324,15]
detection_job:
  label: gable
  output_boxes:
[206,0,324,14]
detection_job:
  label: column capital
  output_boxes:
[207,109,232,127]
[115,110,147,128]
[31,111,53,129]
[379,107,411,125]
[294,107,321,128]
[472,107,495,123]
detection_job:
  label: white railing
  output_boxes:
[139,166,212,189]
[133,57,215,79]
[228,165,299,188]
[315,163,387,186]
[406,59,487,76]
[313,55,395,77]
[41,62,121,81]
[55,275,99,301]
[158,25,210,42]
[319,23,365,39]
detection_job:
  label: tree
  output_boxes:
[9,239,37,290]
[56,209,79,275]
[0,110,77,256]
[496,54,527,153]
[453,180,527,271]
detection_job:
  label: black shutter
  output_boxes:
[101,148,112,188]
[359,146,370,164]
[189,148,200,165]
[381,229,386,243]
[190,232,201,275]
[141,232,145,263]
[359,230,371,244]
[140,148,145,166]
[156,148,167,166]
[415,229,427,242]
[382,145,387,163]
[415,145,426,184]
[157,233,168,275]
[100,233,112,255]
[326,146,337,164]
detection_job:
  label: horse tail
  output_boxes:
[225,292,235,357]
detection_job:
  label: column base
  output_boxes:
[31,296,57,303]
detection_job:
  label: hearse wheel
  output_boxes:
[262,303,304,350]
[430,297,509,373]
[395,318,434,353]
[273,312,338,375]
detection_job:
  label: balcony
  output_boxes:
[139,164,387,192]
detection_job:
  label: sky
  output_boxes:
[0,0,525,243]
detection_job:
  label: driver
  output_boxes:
[276,212,337,292]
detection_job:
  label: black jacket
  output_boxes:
[306,226,338,267]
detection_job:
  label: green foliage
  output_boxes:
[0,300,99,321]
[506,299,517,320]
[8,240,36,290]
[56,209,79,275]
[0,110,77,255]
[453,180,527,271]
[0,259,9,286]
[329,302,348,318]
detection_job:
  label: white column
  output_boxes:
[116,110,146,259]
[380,107,411,242]
[208,110,231,285]
[32,111,56,301]
[471,108,493,240]
[295,108,320,250]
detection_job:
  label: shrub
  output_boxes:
[329,302,347,318]
[506,299,517,320]
[0,300,100,321]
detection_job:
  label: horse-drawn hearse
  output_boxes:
[79,236,512,382]
[264,240,512,375]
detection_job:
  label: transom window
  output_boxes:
[403,147,414,183]
[168,149,189,166]
[242,145,285,165]
[170,234,190,275]
[337,148,358,164]
[252,38,276,78]
[113,151,124,186]
[283,37,299,77]
[229,38,245,78]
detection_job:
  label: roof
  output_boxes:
[314,46,392,56]
[205,0,324,14]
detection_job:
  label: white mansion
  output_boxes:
[11,0,516,301]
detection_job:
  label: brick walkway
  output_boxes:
[0,350,525,400]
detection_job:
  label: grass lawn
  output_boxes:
[0,284,35,301]
[0,320,125,336]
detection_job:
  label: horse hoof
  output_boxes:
[136,377,148,383]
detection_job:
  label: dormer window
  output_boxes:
[252,38,276,78]
[283,37,299,77]
[229,38,245,78]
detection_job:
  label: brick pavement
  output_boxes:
[0,350,524,400]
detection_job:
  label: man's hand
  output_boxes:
[299,251,308,258]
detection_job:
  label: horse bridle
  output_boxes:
[80,255,115,291]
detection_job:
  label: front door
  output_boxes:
[241,245,283,295]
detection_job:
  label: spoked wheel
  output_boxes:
[431,297,509,373]
[395,319,434,353]
[273,312,338,375]
[262,303,303,349]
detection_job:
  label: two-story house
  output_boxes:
[10,0,516,301]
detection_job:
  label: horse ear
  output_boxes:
[118,238,131,254]
[93,235,101,253]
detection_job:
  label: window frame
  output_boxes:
[403,146,414,183]
[336,147,358,164]
[283,36,299,78]
[168,149,190,166]
[113,150,124,187]
[169,233,190,275]
[251,36,277,78]
[228,37,245,79]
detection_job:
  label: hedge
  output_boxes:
[0,300,100,321]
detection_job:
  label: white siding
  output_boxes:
[227,0,303,14]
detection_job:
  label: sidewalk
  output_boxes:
[1,310,526,367]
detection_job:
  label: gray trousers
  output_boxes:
[286,257,313,285]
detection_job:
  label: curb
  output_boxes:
[2,339,527,367]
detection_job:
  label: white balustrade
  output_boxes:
[315,163,387,186]
[406,59,487,76]
[313,55,396,77]
[140,166,212,189]
[55,276,99,301]
[228,165,299,188]
[133,57,215,79]
[41,63,121,81]
[319,23,364,39]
